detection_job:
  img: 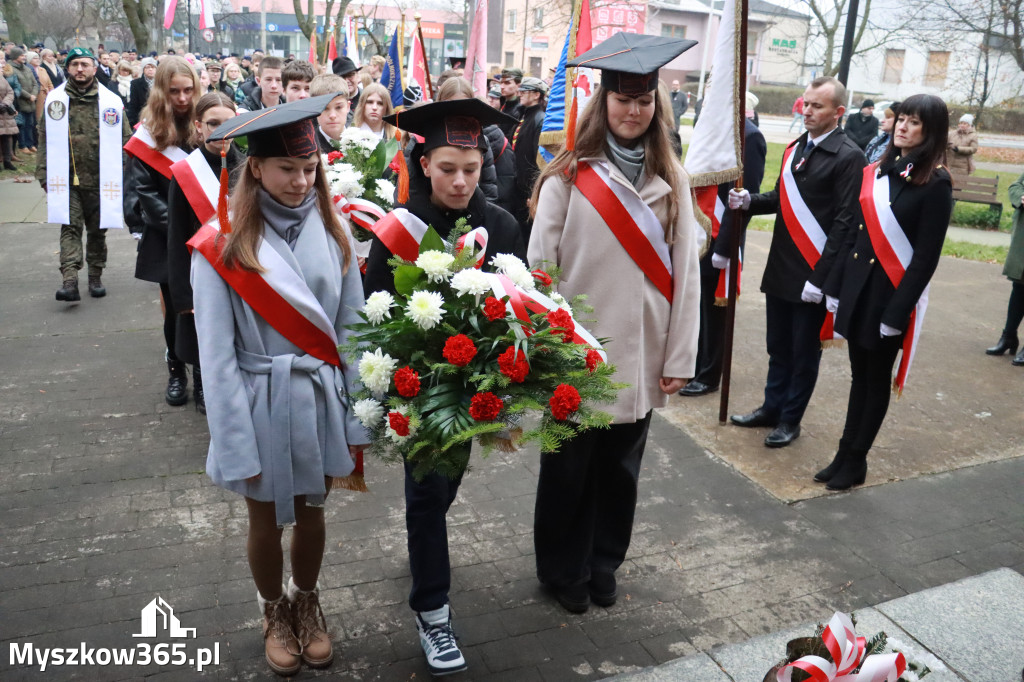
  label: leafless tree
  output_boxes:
[795,0,911,76]
[121,0,156,53]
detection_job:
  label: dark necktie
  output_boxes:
[804,139,815,157]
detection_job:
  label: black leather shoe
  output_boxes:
[166,360,189,406]
[1013,347,1024,366]
[544,583,589,614]
[765,423,801,448]
[589,572,617,607]
[678,380,718,397]
[193,366,206,415]
[730,407,777,428]
[986,332,1019,356]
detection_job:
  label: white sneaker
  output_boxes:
[416,604,467,676]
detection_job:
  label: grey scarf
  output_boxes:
[605,132,646,189]
[259,188,317,249]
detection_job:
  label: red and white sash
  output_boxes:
[779,143,841,345]
[124,125,188,179]
[187,221,342,367]
[859,164,929,394]
[336,196,389,234]
[456,227,488,269]
[370,208,430,262]
[574,161,673,303]
[695,185,743,305]
[171,148,220,225]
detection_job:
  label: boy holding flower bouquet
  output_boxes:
[363,99,525,677]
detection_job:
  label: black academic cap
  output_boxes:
[332,56,358,76]
[207,93,337,158]
[384,99,519,154]
[568,33,697,96]
[448,56,465,69]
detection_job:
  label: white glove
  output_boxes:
[131,232,142,241]
[711,253,729,269]
[825,296,839,313]
[801,281,823,303]
[728,188,751,211]
[880,323,901,337]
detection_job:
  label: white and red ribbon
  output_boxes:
[171,148,220,225]
[336,196,389,233]
[574,160,674,303]
[370,208,430,262]
[859,164,929,394]
[777,612,906,682]
[456,227,488,269]
[187,222,341,367]
[125,125,188,180]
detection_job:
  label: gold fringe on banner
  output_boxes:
[820,338,846,350]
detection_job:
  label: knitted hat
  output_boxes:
[959,113,974,125]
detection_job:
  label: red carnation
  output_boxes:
[469,392,504,421]
[327,150,344,164]
[394,366,421,397]
[388,411,411,436]
[549,384,582,421]
[483,296,507,322]
[442,334,478,367]
[531,269,553,287]
[547,309,575,343]
[585,349,603,373]
[497,346,530,383]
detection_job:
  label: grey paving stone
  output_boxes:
[877,568,1024,682]
[607,652,732,682]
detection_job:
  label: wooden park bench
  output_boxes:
[951,172,1002,222]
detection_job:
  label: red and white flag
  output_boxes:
[163,0,178,29]
[198,0,214,30]
[345,15,360,63]
[327,31,338,62]
[406,29,430,103]
[464,0,489,96]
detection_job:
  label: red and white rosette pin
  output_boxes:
[776,612,906,682]
[455,227,488,269]
[335,196,389,231]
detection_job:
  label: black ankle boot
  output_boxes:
[193,366,206,414]
[813,448,848,483]
[166,359,188,406]
[986,331,1019,356]
[1013,347,1024,366]
[826,450,868,491]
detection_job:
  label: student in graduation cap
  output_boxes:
[188,94,370,677]
[528,33,702,614]
[165,91,244,414]
[362,98,526,678]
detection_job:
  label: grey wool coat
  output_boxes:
[529,153,702,423]
[192,209,369,527]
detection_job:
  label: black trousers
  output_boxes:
[840,338,902,452]
[534,412,652,589]
[158,282,181,363]
[763,294,828,424]
[403,450,468,613]
[693,263,727,387]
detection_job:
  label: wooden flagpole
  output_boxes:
[414,13,434,101]
[718,0,749,424]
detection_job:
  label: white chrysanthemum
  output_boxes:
[340,127,381,156]
[375,178,396,205]
[358,348,398,395]
[327,162,364,201]
[353,398,385,429]
[415,251,456,283]
[406,290,445,330]
[363,291,395,325]
[386,405,416,443]
[450,268,492,297]
[490,253,535,290]
[550,291,572,312]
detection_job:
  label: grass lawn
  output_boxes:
[0,153,37,183]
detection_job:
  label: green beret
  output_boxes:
[66,47,96,63]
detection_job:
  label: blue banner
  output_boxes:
[541,14,574,133]
[379,29,404,108]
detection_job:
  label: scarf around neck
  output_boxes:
[605,132,646,189]
[259,187,317,249]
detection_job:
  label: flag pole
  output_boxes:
[718,0,749,425]
[415,13,434,101]
[398,15,406,93]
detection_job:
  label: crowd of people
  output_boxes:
[9,30,1018,680]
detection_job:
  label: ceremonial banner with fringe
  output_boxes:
[538,0,594,154]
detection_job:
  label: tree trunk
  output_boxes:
[121,0,153,54]
[2,0,31,44]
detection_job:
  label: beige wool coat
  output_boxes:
[529,153,701,423]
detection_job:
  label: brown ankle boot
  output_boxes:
[258,592,302,676]
[288,578,333,668]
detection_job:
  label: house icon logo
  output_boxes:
[133,597,196,638]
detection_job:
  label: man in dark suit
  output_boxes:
[126,58,156,128]
[669,80,687,129]
[679,118,767,397]
[727,76,866,447]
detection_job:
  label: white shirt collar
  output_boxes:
[809,127,838,147]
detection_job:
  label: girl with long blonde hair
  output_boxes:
[124,55,201,408]
[352,81,394,139]
[528,35,701,614]
[190,97,365,676]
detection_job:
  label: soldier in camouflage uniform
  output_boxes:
[36,47,131,301]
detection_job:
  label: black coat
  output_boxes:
[512,103,545,224]
[240,86,284,112]
[166,144,244,364]
[844,112,879,150]
[363,177,527,296]
[402,136,499,210]
[485,123,517,215]
[750,128,866,302]
[125,77,150,128]
[498,97,523,140]
[703,119,767,274]
[823,157,953,348]
[670,90,687,127]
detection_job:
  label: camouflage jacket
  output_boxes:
[36,79,131,189]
